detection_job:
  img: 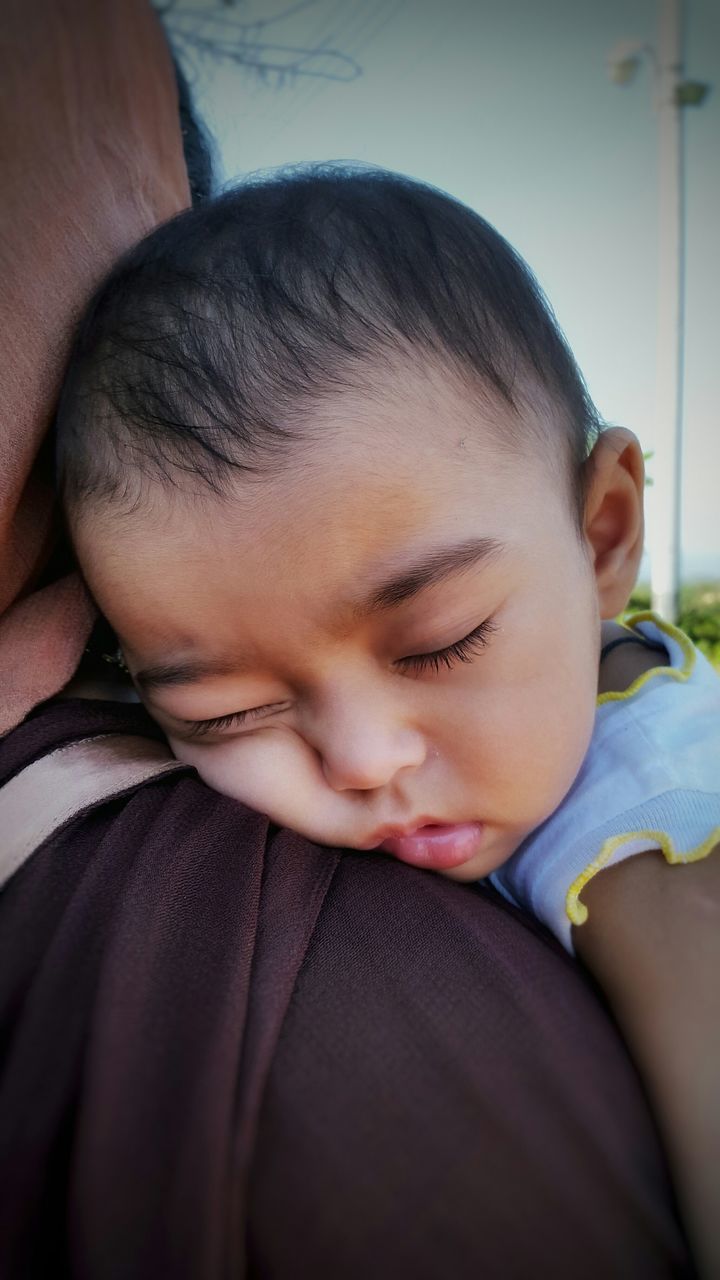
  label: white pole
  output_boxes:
[650,0,685,622]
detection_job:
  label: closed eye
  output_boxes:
[183,701,290,738]
[395,617,497,675]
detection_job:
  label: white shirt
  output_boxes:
[488,613,720,954]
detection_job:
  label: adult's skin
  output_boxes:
[0,0,191,734]
[0,2,694,1276]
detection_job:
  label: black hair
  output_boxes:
[56,165,602,527]
[172,54,216,207]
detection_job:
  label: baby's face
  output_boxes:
[77,366,603,880]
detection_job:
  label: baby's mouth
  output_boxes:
[373,822,485,871]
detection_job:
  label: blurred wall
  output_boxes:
[168,0,719,579]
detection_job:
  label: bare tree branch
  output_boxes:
[155,0,362,85]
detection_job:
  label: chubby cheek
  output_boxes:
[449,658,598,837]
[168,731,356,847]
[521,677,596,814]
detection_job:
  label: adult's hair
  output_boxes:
[172,53,216,207]
[56,166,601,529]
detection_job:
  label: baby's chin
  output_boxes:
[438,855,508,883]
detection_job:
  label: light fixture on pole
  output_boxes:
[608,1,709,623]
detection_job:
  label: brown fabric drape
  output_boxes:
[0,697,693,1278]
[0,0,190,736]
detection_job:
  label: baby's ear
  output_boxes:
[582,428,645,619]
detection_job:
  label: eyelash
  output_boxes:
[394,617,498,675]
[183,618,497,737]
[185,702,287,738]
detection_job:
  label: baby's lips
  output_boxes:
[377,822,485,870]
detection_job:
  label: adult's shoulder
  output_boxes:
[0,695,692,1277]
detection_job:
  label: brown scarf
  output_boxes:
[0,0,190,735]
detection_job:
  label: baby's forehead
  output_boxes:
[77,361,557,591]
[219,375,554,559]
[298,353,537,469]
[75,371,577,668]
[72,353,564,606]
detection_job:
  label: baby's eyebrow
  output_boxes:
[133,655,242,693]
[352,536,505,618]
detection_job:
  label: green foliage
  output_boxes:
[624,582,720,670]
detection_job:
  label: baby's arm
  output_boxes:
[575,849,720,1279]
[488,615,720,1273]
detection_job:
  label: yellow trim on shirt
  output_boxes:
[568,616,717,926]
[596,611,696,707]
[567,825,720,926]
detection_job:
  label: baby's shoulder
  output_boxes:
[590,615,720,789]
[597,619,667,697]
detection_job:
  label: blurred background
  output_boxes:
[159,0,719,659]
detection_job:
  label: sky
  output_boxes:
[166,0,719,579]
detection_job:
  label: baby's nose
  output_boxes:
[320,722,426,793]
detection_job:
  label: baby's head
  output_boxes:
[56,166,644,878]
